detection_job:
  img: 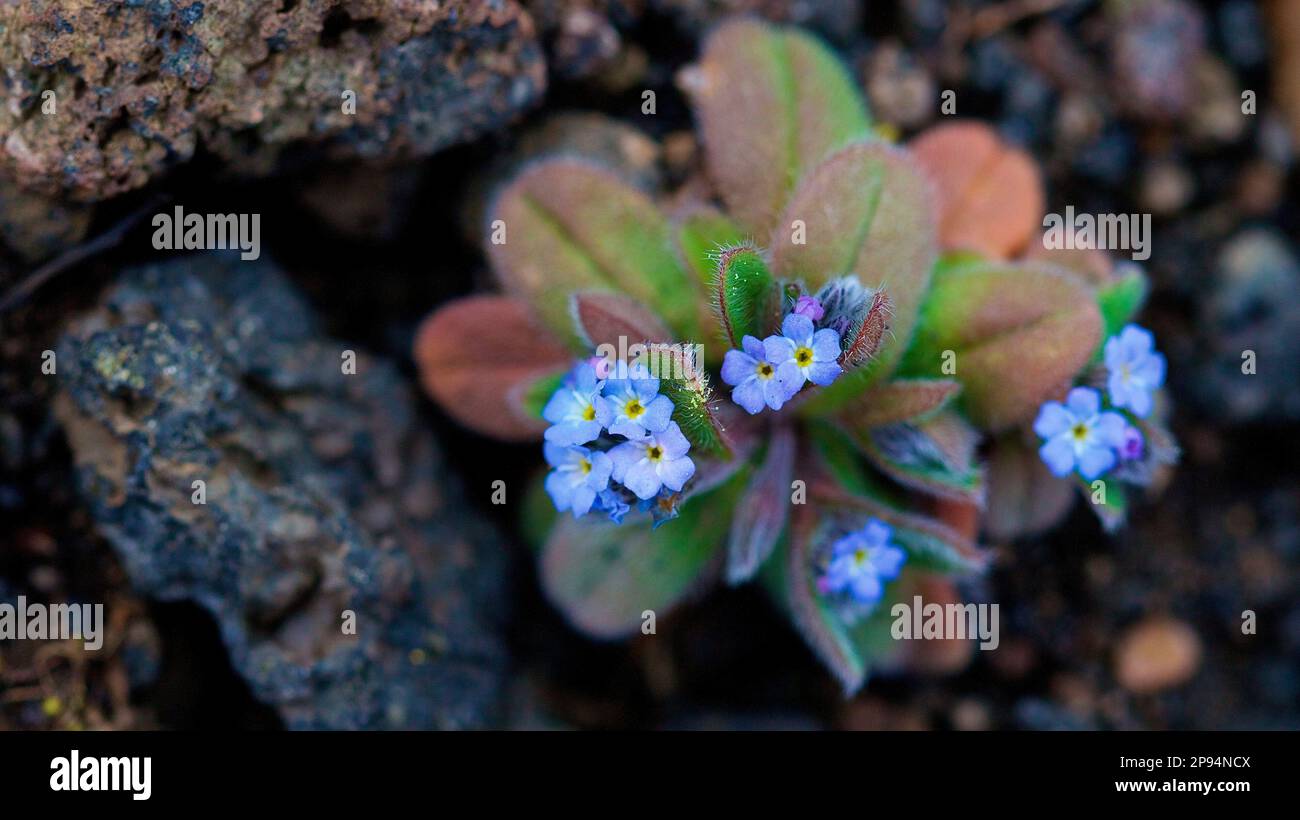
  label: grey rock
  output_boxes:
[1194,230,1300,422]
[54,253,509,729]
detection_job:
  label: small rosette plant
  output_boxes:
[415,19,1178,690]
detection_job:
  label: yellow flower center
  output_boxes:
[756,362,774,379]
[578,458,591,475]
[853,548,868,566]
[795,346,813,366]
[647,445,663,462]
[581,404,596,421]
[1070,422,1089,442]
[624,399,644,419]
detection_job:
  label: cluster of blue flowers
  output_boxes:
[1034,323,1167,481]
[817,518,907,616]
[542,358,695,525]
[721,294,844,414]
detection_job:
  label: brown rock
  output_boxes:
[1114,617,1202,694]
[0,1,546,202]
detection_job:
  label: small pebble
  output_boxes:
[1115,617,1202,694]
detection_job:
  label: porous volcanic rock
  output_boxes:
[0,0,546,202]
[54,252,509,729]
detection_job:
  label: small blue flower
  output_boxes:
[766,313,843,390]
[543,443,613,518]
[818,519,906,606]
[542,362,612,445]
[721,335,800,414]
[1104,324,1166,418]
[594,488,631,524]
[1034,387,1128,480]
[603,362,675,439]
[638,489,681,529]
[608,421,695,500]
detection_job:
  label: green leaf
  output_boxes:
[488,159,697,345]
[888,520,987,577]
[1079,476,1127,533]
[845,580,915,668]
[516,369,567,421]
[521,469,558,553]
[1095,266,1149,354]
[538,468,746,637]
[830,377,961,428]
[770,142,938,401]
[641,343,732,460]
[805,420,900,503]
[901,260,1102,431]
[683,19,872,236]
[762,498,984,693]
[813,487,989,578]
[850,411,986,506]
[677,208,747,289]
[676,209,748,367]
[760,519,866,692]
[661,368,730,460]
[713,246,777,346]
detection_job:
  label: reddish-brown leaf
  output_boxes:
[570,291,672,351]
[414,296,570,442]
[910,121,1045,260]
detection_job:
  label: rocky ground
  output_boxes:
[2,0,1298,729]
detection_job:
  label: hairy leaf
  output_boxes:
[714,245,777,346]
[488,159,696,344]
[683,19,872,236]
[805,421,886,500]
[1080,476,1127,533]
[677,208,748,289]
[1096,265,1149,344]
[910,121,1044,260]
[676,208,749,365]
[539,469,746,637]
[813,485,988,577]
[850,411,986,505]
[657,345,731,459]
[1025,242,1115,285]
[570,291,672,351]
[839,289,892,367]
[763,512,866,692]
[902,260,1102,431]
[985,433,1077,540]
[771,142,938,401]
[521,469,559,552]
[835,378,961,428]
[414,296,570,441]
[727,424,796,584]
[517,369,567,420]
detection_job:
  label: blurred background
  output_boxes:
[1,0,1296,729]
